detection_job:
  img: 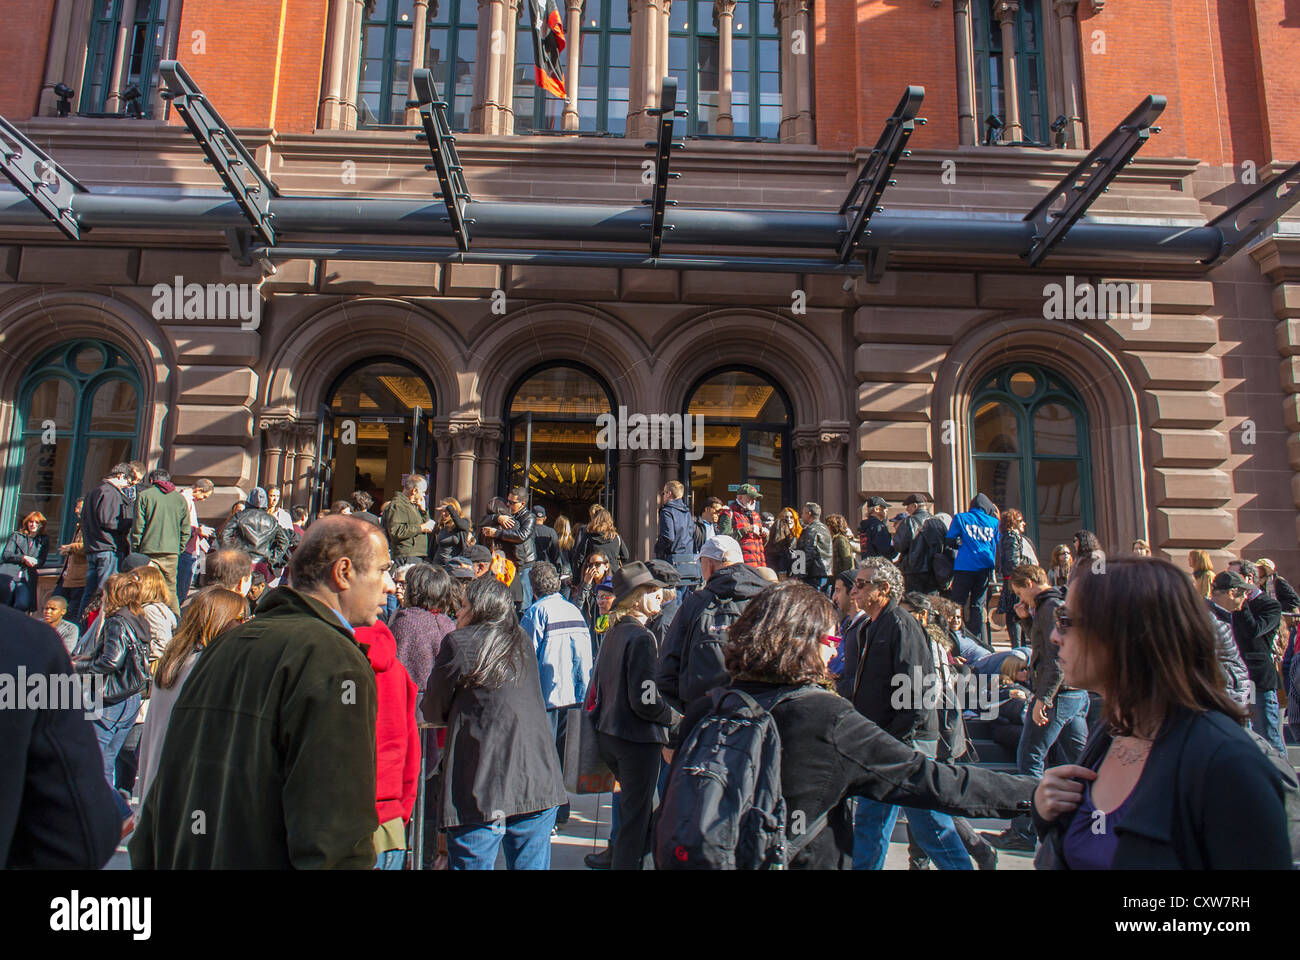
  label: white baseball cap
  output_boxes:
[700,535,743,564]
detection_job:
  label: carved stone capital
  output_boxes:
[819,430,850,467]
[793,433,820,469]
[994,0,1021,24]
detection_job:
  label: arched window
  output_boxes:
[972,0,1047,144]
[359,0,478,128]
[684,367,791,510]
[320,358,436,511]
[82,0,172,115]
[505,364,616,520]
[969,364,1091,555]
[5,341,141,549]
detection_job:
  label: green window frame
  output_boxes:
[360,0,477,129]
[515,0,631,134]
[727,0,781,140]
[3,341,142,553]
[968,364,1092,556]
[665,0,720,136]
[972,0,1048,144]
[81,0,171,116]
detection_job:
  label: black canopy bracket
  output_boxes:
[0,116,88,239]
[1201,158,1300,266]
[159,59,281,245]
[838,85,925,264]
[1022,95,1165,267]
[412,68,472,252]
[642,76,687,257]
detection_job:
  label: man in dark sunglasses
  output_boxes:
[983,562,1088,853]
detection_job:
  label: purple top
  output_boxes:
[389,606,455,720]
[1062,775,1139,870]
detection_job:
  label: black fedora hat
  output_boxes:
[610,561,666,607]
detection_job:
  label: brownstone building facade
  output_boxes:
[1,0,1298,578]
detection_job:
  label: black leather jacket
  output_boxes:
[592,618,679,744]
[74,609,150,705]
[795,520,833,579]
[495,506,537,566]
[221,508,291,568]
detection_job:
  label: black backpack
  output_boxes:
[654,686,830,870]
[679,589,746,705]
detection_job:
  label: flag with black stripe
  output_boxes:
[528,0,567,98]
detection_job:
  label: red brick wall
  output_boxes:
[1,0,55,119]
[1252,0,1300,164]
[173,0,325,133]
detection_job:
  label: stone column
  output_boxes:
[626,0,657,138]
[715,0,735,135]
[38,0,77,116]
[775,0,811,143]
[259,420,288,493]
[500,0,521,133]
[819,425,851,518]
[340,0,374,129]
[953,0,978,146]
[104,0,139,112]
[432,423,453,503]
[472,0,501,132]
[561,0,584,130]
[318,0,352,128]
[475,423,505,514]
[288,423,318,509]
[633,449,664,560]
[793,430,820,506]
[404,0,431,125]
[148,0,183,118]
[995,0,1022,141]
[617,454,636,542]
[450,422,480,512]
[658,0,669,102]
[792,0,813,142]
[1055,0,1085,147]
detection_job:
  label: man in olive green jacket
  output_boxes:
[129,516,395,869]
[382,474,436,561]
[130,468,191,614]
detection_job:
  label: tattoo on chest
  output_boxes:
[1109,739,1151,766]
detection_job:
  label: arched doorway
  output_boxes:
[316,357,436,514]
[683,367,792,511]
[969,364,1092,555]
[503,363,616,522]
[4,340,141,547]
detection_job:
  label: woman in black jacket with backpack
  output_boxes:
[664,580,1036,869]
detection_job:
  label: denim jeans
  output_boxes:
[518,564,534,608]
[177,551,198,605]
[375,849,407,870]
[92,693,142,792]
[81,550,120,621]
[445,806,558,870]
[949,568,993,643]
[0,576,35,612]
[1009,688,1090,839]
[1251,689,1286,755]
[852,797,973,870]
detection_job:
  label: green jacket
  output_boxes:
[129,587,379,869]
[382,495,430,559]
[130,484,191,556]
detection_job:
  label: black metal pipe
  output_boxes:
[0,190,1226,262]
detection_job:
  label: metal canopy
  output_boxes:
[0,68,1299,277]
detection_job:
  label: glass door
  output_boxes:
[312,403,335,516]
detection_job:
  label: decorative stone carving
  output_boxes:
[819,430,850,467]
[793,433,820,469]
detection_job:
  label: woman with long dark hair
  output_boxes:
[1031,557,1293,868]
[135,587,248,808]
[423,576,567,870]
[580,507,630,573]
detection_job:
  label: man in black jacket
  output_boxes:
[1,607,124,867]
[78,462,135,621]
[483,487,538,606]
[795,501,833,593]
[984,564,1087,852]
[859,496,894,559]
[656,535,768,718]
[532,505,561,568]
[1220,565,1285,753]
[893,493,937,594]
[846,558,973,870]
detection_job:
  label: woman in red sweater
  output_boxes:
[354,620,422,869]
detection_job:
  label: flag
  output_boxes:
[528,0,567,99]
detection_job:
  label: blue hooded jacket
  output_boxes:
[655,497,696,562]
[946,494,1000,572]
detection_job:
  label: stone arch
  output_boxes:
[934,313,1149,550]
[262,297,465,418]
[0,289,175,467]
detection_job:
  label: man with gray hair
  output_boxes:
[846,557,974,870]
[795,501,832,594]
[382,475,436,563]
[655,534,769,714]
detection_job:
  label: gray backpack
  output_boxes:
[654,686,830,870]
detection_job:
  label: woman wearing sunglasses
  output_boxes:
[664,580,1036,869]
[1032,556,1293,869]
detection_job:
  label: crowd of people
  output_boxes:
[1,463,1295,871]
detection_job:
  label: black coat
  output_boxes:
[80,480,129,555]
[0,532,49,592]
[835,611,869,699]
[1034,707,1292,869]
[533,522,561,569]
[1231,592,1282,691]
[422,623,567,827]
[220,508,292,569]
[677,680,1037,869]
[496,506,537,566]
[432,511,471,565]
[848,601,939,744]
[0,607,123,868]
[892,508,931,575]
[592,618,679,744]
[859,516,893,558]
